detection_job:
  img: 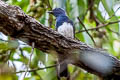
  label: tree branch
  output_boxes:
[77,17,96,46]
[15,64,56,74]
[76,20,120,33]
[0,1,120,79]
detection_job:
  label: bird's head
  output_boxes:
[48,8,66,17]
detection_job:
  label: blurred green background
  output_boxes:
[0,0,120,80]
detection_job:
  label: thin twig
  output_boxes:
[19,47,26,58]
[22,42,35,80]
[76,20,120,33]
[77,17,96,46]
[15,64,56,74]
[15,59,67,74]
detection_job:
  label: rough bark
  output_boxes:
[0,0,120,79]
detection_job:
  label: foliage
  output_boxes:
[0,0,120,80]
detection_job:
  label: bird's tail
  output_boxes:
[57,61,69,80]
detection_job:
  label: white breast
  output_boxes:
[57,22,74,38]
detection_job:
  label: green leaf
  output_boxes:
[22,47,32,53]
[8,40,19,49]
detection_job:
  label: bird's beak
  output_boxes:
[47,11,53,14]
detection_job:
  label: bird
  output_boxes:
[48,8,75,80]
[48,8,75,39]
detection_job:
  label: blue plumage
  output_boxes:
[48,8,75,38]
[56,15,73,29]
